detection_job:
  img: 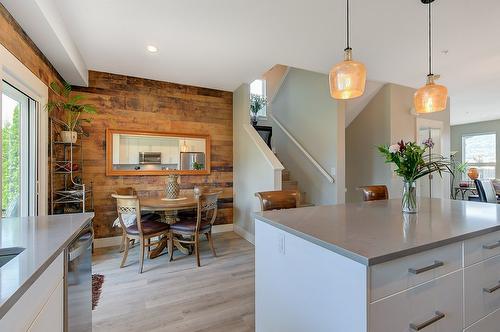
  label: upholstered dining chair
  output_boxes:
[112,187,159,252]
[111,194,170,273]
[357,185,389,202]
[254,190,301,211]
[474,179,498,203]
[168,192,220,267]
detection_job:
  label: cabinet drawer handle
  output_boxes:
[408,260,444,275]
[483,281,500,294]
[409,311,445,331]
[482,241,500,250]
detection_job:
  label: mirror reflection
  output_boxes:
[106,129,209,175]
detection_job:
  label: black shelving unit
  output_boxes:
[50,118,94,214]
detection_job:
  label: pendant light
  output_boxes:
[414,0,448,114]
[329,0,366,100]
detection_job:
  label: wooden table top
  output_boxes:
[141,196,198,211]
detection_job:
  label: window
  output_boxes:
[250,79,266,117]
[1,81,38,217]
[462,133,496,180]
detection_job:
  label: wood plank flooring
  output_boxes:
[92,232,255,332]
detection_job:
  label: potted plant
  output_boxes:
[378,140,452,213]
[45,82,97,143]
[250,94,267,126]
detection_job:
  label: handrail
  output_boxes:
[269,114,335,183]
[243,123,284,171]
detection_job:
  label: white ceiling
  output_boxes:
[2,0,500,125]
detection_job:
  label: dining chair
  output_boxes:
[111,194,170,273]
[254,190,301,211]
[112,187,159,252]
[357,185,389,202]
[168,192,220,267]
[474,179,497,203]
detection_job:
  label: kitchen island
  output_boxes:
[0,213,94,331]
[255,198,500,332]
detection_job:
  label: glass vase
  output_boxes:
[402,180,417,214]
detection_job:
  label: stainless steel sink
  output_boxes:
[0,247,25,268]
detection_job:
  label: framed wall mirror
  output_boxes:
[106,129,210,176]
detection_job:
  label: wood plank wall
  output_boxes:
[0,4,68,211]
[73,71,233,239]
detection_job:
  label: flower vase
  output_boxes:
[251,115,258,126]
[165,174,180,199]
[402,180,417,213]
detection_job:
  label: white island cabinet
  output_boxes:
[0,213,94,332]
[0,253,64,332]
[255,198,500,332]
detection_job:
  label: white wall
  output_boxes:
[233,84,283,241]
[271,67,344,205]
[345,83,451,202]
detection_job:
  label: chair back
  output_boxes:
[196,192,219,232]
[474,179,497,203]
[113,187,137,196]
[111,194,143,234]
[255,190,301,211]
[357,185,389,202]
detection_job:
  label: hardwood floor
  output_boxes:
[92,232,255,332]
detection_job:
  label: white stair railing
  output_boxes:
[269,114,335,184]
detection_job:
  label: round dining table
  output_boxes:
[140,196,198,258]
[141,196,198,212]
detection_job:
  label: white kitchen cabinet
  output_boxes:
[0,253,64,332]
[464,254,500,327]
[27,279,64,332]
[465,308,500,332]
[464,230,500,266]
[370,271,463,332]
[255,216,500,332]
[370,242,462,301]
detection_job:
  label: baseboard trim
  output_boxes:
[212,224,234,234]
[234,224,255,245]
[94,236,122,248]
[94,224,235,248]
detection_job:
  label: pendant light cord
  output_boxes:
[346,0,350,50]
[428,2,432,75]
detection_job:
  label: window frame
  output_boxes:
[0,44,49,216]
[461,132,497,180]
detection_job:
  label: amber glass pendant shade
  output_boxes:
[414,75,448,114]
[329,48,367,100]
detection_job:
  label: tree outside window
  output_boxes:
[250,79,266,117]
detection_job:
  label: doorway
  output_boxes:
[1,81,38,217]
[416,118,450,200]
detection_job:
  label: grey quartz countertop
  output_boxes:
[0,213,94,319]
[255,198,500,266]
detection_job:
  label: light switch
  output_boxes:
[331,167,336,176]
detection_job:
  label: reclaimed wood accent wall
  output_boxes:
[73,71,233,239]
[0,4,67,208]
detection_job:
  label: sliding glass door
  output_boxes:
[1,81,38,217]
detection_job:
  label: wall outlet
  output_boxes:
[331,167,336,176]
[278,233,285,255]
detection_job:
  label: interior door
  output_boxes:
[1,81,38,217]
[418,127,443,198]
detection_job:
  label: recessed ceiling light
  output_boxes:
[147,45,158,53]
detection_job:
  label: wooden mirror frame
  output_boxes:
[105,128,211,176]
